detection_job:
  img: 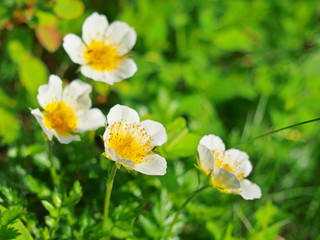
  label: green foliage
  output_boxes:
[0,206,25,226]
[53,0,84,20]
[0,0,320,239]
[0,206,32,240]
[0,226,20,240]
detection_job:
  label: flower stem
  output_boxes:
[164,185,210,240]
[235,117,320,147]
[47,141,59,186]
[103,162,118,233]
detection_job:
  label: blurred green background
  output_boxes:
[0,0,320,239]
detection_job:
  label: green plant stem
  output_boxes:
[48,141,59,186]
[50,208,61,239]
[164,185,210,240]
[235,117,320,147]
[103,162,118,233]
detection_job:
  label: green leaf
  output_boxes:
[18,57,47,97]
[35,25,61,52]
[54,0,84,20]
[0,89,16,110]
[0,108,20,145]
[52,193,62,208]
[213,27,256,51]
[41,201,58,218]
[166,133,201,158]
[0,206,33,240]
[7,40,48,97]
[7,40,28,64]
[35,11,59,26]
[25,175,51,198]
[0,226,20,240]
[164,117,187,150]
[9,221,33,240]
[63,181,83,207]
[139,215,158,238]
[206,221,223,240]
[254,201,280,229]
[0,206,25,226]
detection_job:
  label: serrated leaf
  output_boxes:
[63,181,82,207]
[0,226,20,240]
[139,215,158,238]
[0,206,25,226]
[0,206,33,240]
[25,175,51,198]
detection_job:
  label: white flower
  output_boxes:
[197,134,261,200]
[103,105,167,175]
[31,75,106,144]
[62,12,137,85]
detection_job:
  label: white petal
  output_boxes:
[100,71,122,85]
[77,108,106,132]
[114,58,137,79]
[80,59,137,85]
[239,179,262,200]
[31,108,79,144]
[62,34,86,65]
[55,134,80,144]
[37,75,62,108]
[197,144,215,174]
[107,147,119,160]
[107,104,140,125]
[106,21,136,55]
[80,65,106,82]
[225,149,252,177]
[107,148,135,169]
[200,134,225,153]
[212,167,240,190]
[82,12,108,44]
[62,79,92,111]
[31,108,54,141]
[103,126,111,144]
[134,154,167,175]
[95,59,137,85]
[99,58,137,84]
[140,120,167,147]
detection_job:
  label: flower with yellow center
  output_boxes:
[31,75,106,144]
[103,105,167,175]
[197,134,261,200]
[62,12,137,85]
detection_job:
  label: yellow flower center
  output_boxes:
[43,101,77,136]
[106,120,153,164]
[213,150,244,181]
[84,40,123,72]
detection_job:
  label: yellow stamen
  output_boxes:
[84,40,123,72]
[106,120,153,164]
[43,101,77,136]
[213,150,244,181]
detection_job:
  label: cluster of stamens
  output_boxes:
[43,101,77,136]
[106,120,153,164]
[84,40,123,72]
[212,150,244,181]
